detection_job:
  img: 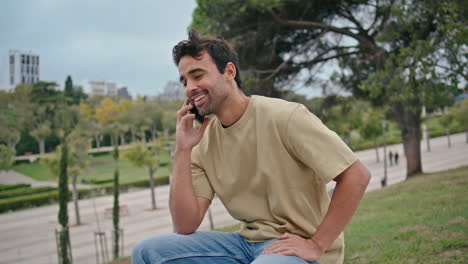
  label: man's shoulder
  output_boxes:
[252,95,302,119]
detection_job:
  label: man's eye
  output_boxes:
[194,74,203,80]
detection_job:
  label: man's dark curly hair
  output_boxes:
[172,29,242,89]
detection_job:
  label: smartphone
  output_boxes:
[189,102,205,124]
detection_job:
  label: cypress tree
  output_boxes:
[64,76,73,99]
[58,142,70,264]
[112,142,120,259]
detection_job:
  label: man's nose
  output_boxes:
[186,81,198,97]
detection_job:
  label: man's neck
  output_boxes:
[216,91,250,127]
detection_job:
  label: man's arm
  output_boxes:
[310,159,371,253]
[264,160,371,261]
[169,100,211,235]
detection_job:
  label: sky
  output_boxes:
[0,0,198,97]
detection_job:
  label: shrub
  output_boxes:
[82,178,114,185]
[0,176,170,213]
[0,191,58,213]
[0,186,57,199]
[0,183,31,191]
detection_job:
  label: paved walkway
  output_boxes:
[0,170,93,189]
[0,133,467,264]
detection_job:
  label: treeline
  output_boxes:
[0,77,180,157]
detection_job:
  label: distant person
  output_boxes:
[389,151,393,166]
[132,29,371,264]
[394,151,399,165]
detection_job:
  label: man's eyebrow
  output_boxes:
[179,68,205,82]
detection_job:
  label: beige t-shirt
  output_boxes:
[191,95,357,264]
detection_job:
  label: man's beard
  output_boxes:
[198,99,213,116]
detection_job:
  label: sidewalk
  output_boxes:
[0,133,467,264]
[0,170,94,189]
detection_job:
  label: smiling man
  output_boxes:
[131,29,371,264]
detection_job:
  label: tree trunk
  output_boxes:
[39,139,45,154]
[72,174,81,225]
[149,168,156,210]
[120,134,126,145]
[151,125,157,142]
[394,103,422,177]
[141,131,146,143]
[423,124,431,152]
[373,136,380,163]
[95,135,101,149]
[131,128,136,142]
[445,128,451,148]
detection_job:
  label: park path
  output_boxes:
[0,170,93,189]
[0,133,467,264]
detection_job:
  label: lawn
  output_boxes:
[13,150,171,184]
[345,166,468,263]
[214,166,468,263]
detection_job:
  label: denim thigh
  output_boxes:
[252,254,319,264]
[249,239,319,264]
[131,231,251,264]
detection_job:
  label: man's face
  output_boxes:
[178,51,229,116]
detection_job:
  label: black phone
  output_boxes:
[189,102,205,124]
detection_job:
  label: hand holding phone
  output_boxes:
[189,102,205,124]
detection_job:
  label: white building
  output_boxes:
[1,50,40,90]
[89,80,118,96]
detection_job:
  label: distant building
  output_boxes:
[1,50,40,90]
[158,80,185,101]
[117,86,132,100]
[89,80,118,96]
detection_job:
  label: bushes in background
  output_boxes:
[0,176,170,213]
[0,183,31,191]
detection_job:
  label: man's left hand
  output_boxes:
[262,233,323,262]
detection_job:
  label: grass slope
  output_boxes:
[345,166,468,263]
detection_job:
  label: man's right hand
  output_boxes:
[175,99,210,151]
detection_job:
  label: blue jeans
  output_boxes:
[132,231,319,264]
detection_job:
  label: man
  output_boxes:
[132,30,371,264]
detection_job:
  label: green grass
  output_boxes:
[345,166,468,263]
[218,167,468,263]
[13,151,171,185]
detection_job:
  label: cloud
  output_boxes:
[0,0,196,95]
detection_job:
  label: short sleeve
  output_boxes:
[191,147,215,200]
[285,104,357,183]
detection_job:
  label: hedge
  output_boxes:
[0,176,170,213]
[0,191,59,213]
[81,178,114,185]
[0,186,57,199]
[0,183,31,191]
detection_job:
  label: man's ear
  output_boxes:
[224,62,236,81]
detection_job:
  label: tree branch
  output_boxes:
[263,30,328,81]
[370,0,395,37]
[295,51,361,69]
[268,8,383,59]
[337,7,366,32]
[268,8,361,40]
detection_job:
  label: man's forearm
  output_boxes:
[311,161,371,253]
[169,148,203,234]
